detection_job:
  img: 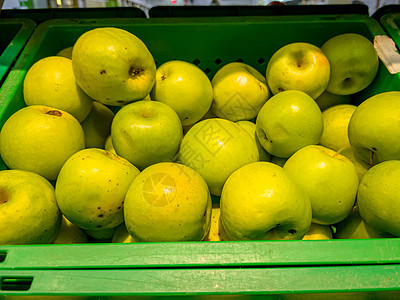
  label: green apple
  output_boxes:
[111,100,183,170]
[179,118,259,196]
[112,223,136,243]
[23,56,94,122]
[321,33,379,95]
[348,91,400,166]
[302,223,333,240]
[105,134,116,154]
[211,62,270,121]
[150,60,213,126]
[0,170,61,245]
[85,227,116,240]
[72,27,156,106]
[55,148,140,230]
[255,90,324,158]
[0,105,85,181]
[220,161,312,240]
[57,46,73,59]
[334,206,393,239]
[357,160,400,237]
[124,162,212,242]
[52,215,88,244]
[236,120,271,161]
[266,42,330,99]
[338,145,370,182]
[314,90,351,112]
[81,101,115,149]
[319,104,357,152]
[283,145,359,225]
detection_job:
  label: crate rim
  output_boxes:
[0,18,36,86]
[0,238,399,270]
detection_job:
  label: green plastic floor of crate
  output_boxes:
[0,14,400,299]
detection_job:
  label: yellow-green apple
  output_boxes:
[206,204,230,241]
[302,223,333,240]
[112,223,136,243]
[55,148,140,230]
[124,162,212,242]
[23,56,93,122]
[314,90,351,111]
[72,27,156,106]
[255,90,324,158]
[179,118,259,196]
[321,33,379,95]
[81,101,115,148]
[111,100,183,170]
[150,60,213,126]
[338,145,370,182]
[348,91,400,166]
[52,215,88,244]
[0,105,85,181]
[319,104,357,151]
[236,120,271,161]
[220,161,312,240]
[266,42,330,99]
[105,134,116,154]
[0,170,61,245]
[211,62,270,121]
[84,227,116,241]
[57,46,73,59]
[334,206,393,239]
[357,160,400,237]
[283,145,359,225]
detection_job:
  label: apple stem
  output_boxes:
[46,110,62,117]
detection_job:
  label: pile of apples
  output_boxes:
[0,26,399,245]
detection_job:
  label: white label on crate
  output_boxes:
[374,35,400,74]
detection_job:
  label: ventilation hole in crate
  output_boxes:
[0,251,6,263]
[204,68,211,74]
[1,277,33,291]
[236,58,244,63]
[193,59,201,66]
[257,57,265,65]
[214,58,222,65]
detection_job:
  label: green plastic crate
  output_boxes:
[0,7,146,25]
[376,12,400,81]
[0,18,36,88]
[0,15,400,298]
[371,4,399,23]
[0,265,399,298]
[379,12,400,45]
[148,4,369,18]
